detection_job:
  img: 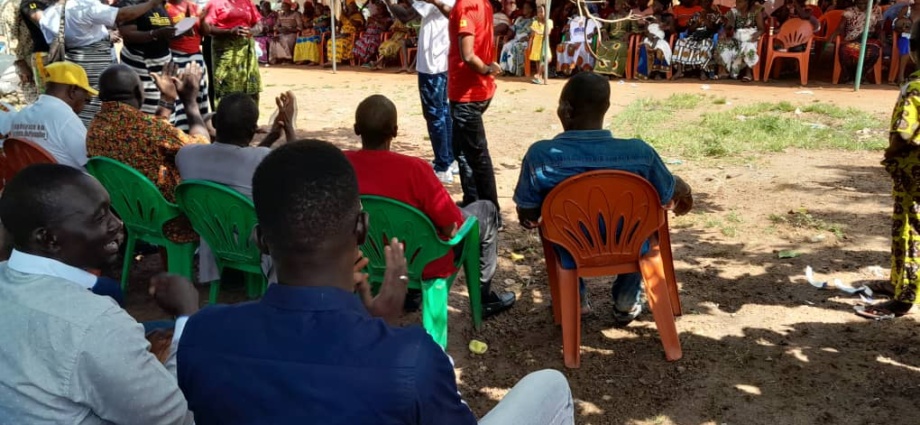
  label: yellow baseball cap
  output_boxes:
[42,61,98,96]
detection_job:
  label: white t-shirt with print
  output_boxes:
[8,95,87,169]
[412,0,456,75]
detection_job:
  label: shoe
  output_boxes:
[612,304,642,328]
[482,290,516,319]
[435,170,454,184]
[404,289,422,313]
[449,161,459,175]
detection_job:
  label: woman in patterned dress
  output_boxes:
[353,3,392,67]
[827,0,882,84]
[254,1,276,64]
[498,1,535,76]
[325,2,364,65]
[268,0,302,64]
[857,21,920,320]
[671,0,722,80]
[715,0,764,81]
[594,0,637,78]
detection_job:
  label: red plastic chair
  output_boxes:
[538,171,682,368]
[3,138,56,183]
[763,18,815,85]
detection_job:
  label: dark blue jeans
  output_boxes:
[91,276,125,307]
[418,72,453,172]
[450,99,498,209]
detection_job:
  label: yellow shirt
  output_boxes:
[529,19,553,62]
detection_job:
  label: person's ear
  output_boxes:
[557,100,573,123]
[355,211,368,246]
[390,124,398,139]
[353,123,361,137]
[254,224,271,256]
[32,227,59,254]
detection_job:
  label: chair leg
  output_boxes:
[463,231,483,331]
[800,56,808,86]
[639,249,683,362]
[119,234,137,291]
[558,268,581,368]
[421,277,450,349]
[165,242,196,283]
[209,279,221,304]
[540,233,561,324]
[657,224,682,317]
[763,56,774,83]
[874,58,883,85]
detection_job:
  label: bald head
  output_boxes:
[558,73,610,131]
[98,64,143,108]
[354,94,398,149]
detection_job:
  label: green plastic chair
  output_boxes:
[176,180,266,304]
[85,157,196,290]
[359,195,483,348]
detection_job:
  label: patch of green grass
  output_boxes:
[535,106,545,113]
[611,96,886,159]
[769,208,847,239]
[712,97,727,105]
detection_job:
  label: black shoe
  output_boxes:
[404,289,422,313]
[482,291,516,319]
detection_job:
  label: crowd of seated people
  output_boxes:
[490,0,912,84]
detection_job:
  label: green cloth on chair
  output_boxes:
[359,195,483,348]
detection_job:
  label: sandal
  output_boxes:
[741,75,753,83]
[855,300,912,320]
[531,77,542,84]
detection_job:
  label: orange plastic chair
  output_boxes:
[813,9,844,58]
[402,47,418,70]
[889,31,911,83]
[807,4,823,19]
[832,34,882,84]
[524,32,536,77]
[538,171,682,368]
[763,18,815,85]
[3,139,56,183]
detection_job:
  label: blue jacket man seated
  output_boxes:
[177,140,575,425]
[513,72,694,325]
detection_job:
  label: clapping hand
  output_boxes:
[149,273,200,317]
[355,238,408,322]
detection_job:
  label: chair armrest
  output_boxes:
[445,215,478,247]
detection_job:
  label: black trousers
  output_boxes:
[451,99,499,211]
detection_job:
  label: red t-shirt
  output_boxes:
[448,0,496,103]
[344,150,464,279]
[205,0,260,30]
[166,1,201,54]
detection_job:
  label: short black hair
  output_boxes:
[0,164,88,245]
[98,64,140,103]
[252,139,359,255]
[355,94,397,149]
[214,93,259,144]
[561,72,611,117]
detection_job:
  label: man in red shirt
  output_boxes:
[448,0,502,216]
[345,95,515,318]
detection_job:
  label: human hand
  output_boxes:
[273,91,297,127]
[520,219,540,229]
[149,273,200,317]
[672,194,693,216]
[356,238,408,322]
[233,26,252,37]
[353,251,369,285]
[176,61,203,103]
[488,62,502,76]
[150,62,179,102]
[14,59,33,85]
[153,26,177,40]
[109,29,122,43]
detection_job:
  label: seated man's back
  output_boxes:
[179,285,473,424]
[8,62,95,168]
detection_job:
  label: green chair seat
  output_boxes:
[359,195,482,348]
[85,157,196,290]
[176,180,266,303]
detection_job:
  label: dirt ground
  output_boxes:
[124,67,920,424]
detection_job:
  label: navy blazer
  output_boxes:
[178,284,477,425]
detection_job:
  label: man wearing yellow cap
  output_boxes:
[8,61,96,169]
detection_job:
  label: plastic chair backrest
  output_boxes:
[85,156,181,238]
[817,9,844,38]
[176,180,260,264]
[3,138,56,180]
[774,18,814,49]
[807,4,823,18]
[540,170,665,269]
[359,195,453,281]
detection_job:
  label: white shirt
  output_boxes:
[39,0,117,48]
[9,94,88,169]
[0,250,192,425]
[0,101,16,137]
[413,0,456,75]
[566,16,597,43]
